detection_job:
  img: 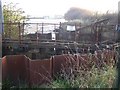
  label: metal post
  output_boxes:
[116,42,120,89]
[59,22,61,29]
[94,24,99,44]
[36,23,38,45]
[18,22,21,44]
[42,23,44,35]
[75,23,77,42]
[54,23,56,55]
[93,25,96,44]
[9,21,11,39]
[22,21,25,40]
[116,2,120,89]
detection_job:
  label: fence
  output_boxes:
[3,22,117,44]
[2,50,116,87]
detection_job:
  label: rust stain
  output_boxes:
[2,50,116,86]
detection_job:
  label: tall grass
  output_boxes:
[47,53,117,88]
[48,65,116,88]
[2,50,117,88]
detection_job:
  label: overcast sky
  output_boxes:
[2,0,120,17]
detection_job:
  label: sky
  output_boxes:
[1,0,120,17]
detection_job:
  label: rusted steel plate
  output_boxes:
[52,54,77,76]
[29,59,52,86]
[2,55,28,85]
[2,56,8,81]
[1,50,116,86]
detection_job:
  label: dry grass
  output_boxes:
[47,52,117,88]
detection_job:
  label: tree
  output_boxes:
[64,7,92,21]
[3,2,27,39]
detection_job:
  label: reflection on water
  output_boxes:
[27,18,66,23]
[24,19,66,34]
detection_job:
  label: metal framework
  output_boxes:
[2,18,119,59]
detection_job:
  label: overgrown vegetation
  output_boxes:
[47,65,116,88]
[2,52,117,88]
[45,53,117,88]
[3,2,28,39]
[2,66,117,88]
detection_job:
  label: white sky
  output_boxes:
[1,0,120,17]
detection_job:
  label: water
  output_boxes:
[27,18,66,23]
[24,18,67,34]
